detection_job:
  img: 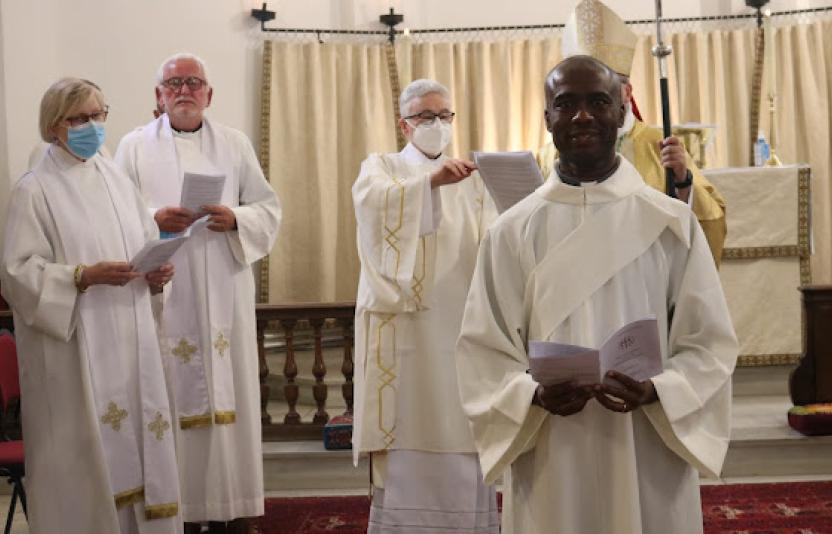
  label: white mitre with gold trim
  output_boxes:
[562,0,638,76]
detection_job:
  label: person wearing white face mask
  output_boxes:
[351,79,500,534]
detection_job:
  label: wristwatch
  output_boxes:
[674,169,693,189]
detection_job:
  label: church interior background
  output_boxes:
[1,0,832,532]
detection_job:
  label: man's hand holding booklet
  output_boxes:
[528,317,663,388]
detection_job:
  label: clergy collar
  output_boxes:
[172,122,203,135]
[556,156,620,186]
[401,142,445,166]
[539,156,647,205]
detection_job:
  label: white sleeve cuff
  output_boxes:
[418,174,443,236]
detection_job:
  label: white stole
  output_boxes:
[525,160,690,342]
[38,149,180,519]
[140,115,239,429]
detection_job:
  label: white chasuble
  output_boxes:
[352,143,498,460]
[456,159,738,534]
[115,116,281,521]
[1,146,180,534]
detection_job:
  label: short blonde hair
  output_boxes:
[38,78,105,142]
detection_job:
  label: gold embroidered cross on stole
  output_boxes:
[213,332,230,357]
[148,412,171,441]
[101,401,128,431]
[172,338,197,363]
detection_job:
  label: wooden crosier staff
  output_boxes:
[651,0,676,199]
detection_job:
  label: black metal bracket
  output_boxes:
[379,8,404,43]
[251,2,276,30]
[745,0,770,27]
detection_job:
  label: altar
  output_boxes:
[704,165,812,367]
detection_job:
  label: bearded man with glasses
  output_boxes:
[115,53,281,534]
[351,78,499,533]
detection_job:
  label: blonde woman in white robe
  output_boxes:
[1,78,181,534]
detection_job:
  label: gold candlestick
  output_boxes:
[766,93,782,167]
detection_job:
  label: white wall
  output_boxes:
[0,0,829,211]
[0,0,265,192]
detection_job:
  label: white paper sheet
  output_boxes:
[130,236,188,273]
[472,151,544,213]
[185,215,212,237]
[528,317,662,386]
[180,172,225,214]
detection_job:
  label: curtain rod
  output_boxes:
[257,6,832,35]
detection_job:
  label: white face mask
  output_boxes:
[409,118,452,157]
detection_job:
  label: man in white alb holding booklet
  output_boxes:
[115,52,280,534]
[455,56,738,534]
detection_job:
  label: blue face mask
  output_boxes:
[65,121,105,159]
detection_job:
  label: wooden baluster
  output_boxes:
[339,317,355,415]
[310,318,329,423]
[280,319,301,424]
[257,317,272,426]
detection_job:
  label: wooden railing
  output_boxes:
[256,303,356,441]
[0,305,358,442]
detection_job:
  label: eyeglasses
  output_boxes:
[63,106,109,127]
[404,111,456,124]
[160,76,207,92]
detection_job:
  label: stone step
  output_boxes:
[731,364,794,397]
[721,394,832,478]
[263,440,369,492]
[262,393,832,493]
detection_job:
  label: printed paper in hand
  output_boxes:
[180,172,225,214]
[473,151,544,213]
[185,215,212,237]
[528,318,663,386]
[130,236,188,273]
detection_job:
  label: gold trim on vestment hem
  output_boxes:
[145,502,179,520]
[114,486,145,509]
[214,411,236,424]
[179,413,213,430]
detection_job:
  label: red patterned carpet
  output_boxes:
[702,481,832,533]
[257,481,832,534]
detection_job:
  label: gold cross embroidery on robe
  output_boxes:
[101,401,128,431]
[148,412,171,441]
[172,338,197,363]
[214,332,230,357]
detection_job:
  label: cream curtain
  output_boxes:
[631,20,832,283]
[264,19,832,303]
[265,37,563,302]
[266,42,397,302]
